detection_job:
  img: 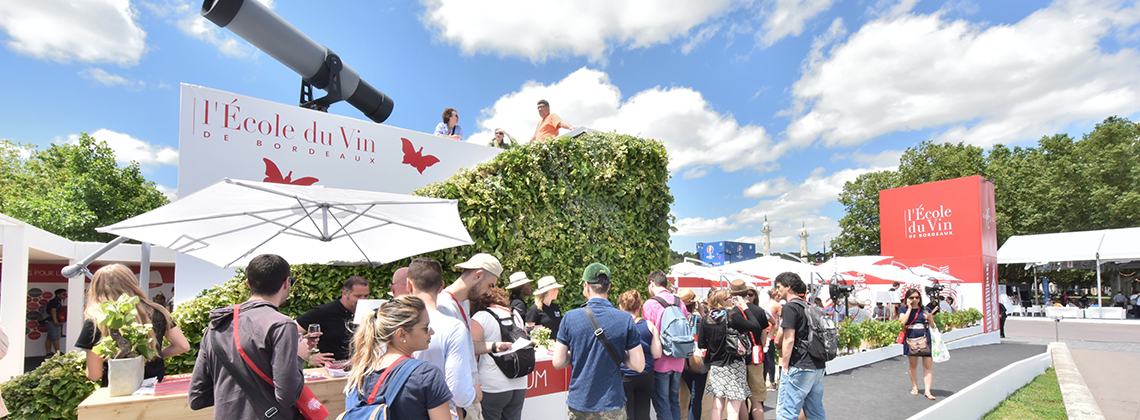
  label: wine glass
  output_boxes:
[307,324,321,353]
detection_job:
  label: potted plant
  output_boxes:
[92,294,158,396]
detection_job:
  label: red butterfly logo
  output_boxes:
[262,158,319,185]
[401,138,440,174]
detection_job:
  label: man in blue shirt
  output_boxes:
[553,262,645,419]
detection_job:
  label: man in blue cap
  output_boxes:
[552,262,645,419]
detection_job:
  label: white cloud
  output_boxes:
[175,0,274,58]
[79,68,145,89]
[472,68,780,176]
[787,0,1140,148]
[682,24,722,54]
[735,167,871,224]
[830,149,903,169]
[673,216,736,236]
[743,177,793,198]
[68,129,179,167]
[757,0,839,47]
[154,184,178,201]
[419,0,739,62]
[0,0,146,65]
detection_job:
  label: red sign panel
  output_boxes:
[527,360,571,397]
[881,175,999,332]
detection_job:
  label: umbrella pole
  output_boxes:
[1096,253,1102,319]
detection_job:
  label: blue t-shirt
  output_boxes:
[557,298,641,412]
[345,360,453,420]
[621,318,654,376]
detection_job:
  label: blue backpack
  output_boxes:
[652,296,696,358]
[340,358,425,420]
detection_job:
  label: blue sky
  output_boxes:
[1,0,1138,255]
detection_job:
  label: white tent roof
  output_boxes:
[997,227,1140,264]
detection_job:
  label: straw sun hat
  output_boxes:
[505,272,533,290]
[532,276,563,295]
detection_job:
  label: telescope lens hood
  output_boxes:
[202,0,243,28]
[347,79,395,124]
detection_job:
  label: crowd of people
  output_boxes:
[433,99,575,149]
[62,252,951,420]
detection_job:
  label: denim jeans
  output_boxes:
[652,370,682,420]
[777,366,825,420]
[680,369,706,420]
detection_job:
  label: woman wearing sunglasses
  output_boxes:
[344,295,452,420]
[899,288,937,400]
[434,108,464,140]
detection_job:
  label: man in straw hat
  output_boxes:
[553,262,645,420]
[505,272,534,319]
[728,279,771,416]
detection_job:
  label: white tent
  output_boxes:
[997,227,1140,264]
[997,226,1140,317]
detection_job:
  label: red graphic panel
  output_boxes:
[527,360,571,397]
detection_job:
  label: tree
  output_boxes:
[668,249,699,265]
[0,134,169,242]
[829,116,1140,287]
[830,170,900,256]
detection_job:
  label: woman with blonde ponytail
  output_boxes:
[344,295,452,420]
[74,264,190,384]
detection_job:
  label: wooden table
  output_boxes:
[78,369,347,420]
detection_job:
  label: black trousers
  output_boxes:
[623,373,655,420]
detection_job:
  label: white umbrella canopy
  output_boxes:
[722,256,832,284]
[817,256,935,287]
[97,178,474,268]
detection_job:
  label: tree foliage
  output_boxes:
[831,116,1140,285]
[166,132,674,374]
[0,134,169,242]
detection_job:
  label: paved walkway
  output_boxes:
[1006,318,1140,420]
[756,342,1046,419]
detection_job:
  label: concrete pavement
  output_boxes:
[1006,318,1140,420]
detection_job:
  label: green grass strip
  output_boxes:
[982,367,1067,420]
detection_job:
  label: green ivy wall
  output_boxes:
[167,132,674,374]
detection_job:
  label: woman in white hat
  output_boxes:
[505,272,534,319]
[525,276,563,337]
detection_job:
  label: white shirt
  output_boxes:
[413,309,477,408]
[437,292,479,378]
[472,306,528,393]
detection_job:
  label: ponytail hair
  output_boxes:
[344,295,426,395]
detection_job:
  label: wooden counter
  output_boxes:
[78,369,347,420]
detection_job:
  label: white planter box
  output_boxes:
[1084,307,1125,319]
[826,344,903,375]
[941,325,984,343]
[1045,307,1084,319]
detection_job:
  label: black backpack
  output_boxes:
[789,299,838,362]
[479,308,535,378]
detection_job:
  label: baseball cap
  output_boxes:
[582,262,611,284]
[454,253,503,277]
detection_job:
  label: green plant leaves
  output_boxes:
[0,351,97,420]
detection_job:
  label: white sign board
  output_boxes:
[175,84,500,301]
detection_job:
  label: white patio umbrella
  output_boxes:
[97,178,474,268]
[818,256,935,287]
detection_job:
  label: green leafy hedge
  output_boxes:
[836,319,904,355]
[166,132,673,374]
[0,351,97,420]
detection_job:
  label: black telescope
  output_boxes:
[201,0,394,123]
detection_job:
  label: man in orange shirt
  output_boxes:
[529,99,574,143]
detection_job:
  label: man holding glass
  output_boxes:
[296,276,371,365]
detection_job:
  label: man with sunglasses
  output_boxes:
[529,99,574,143]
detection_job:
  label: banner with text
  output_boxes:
[880,176,1000,332]
[176,84,501,300]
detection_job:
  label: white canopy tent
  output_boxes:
[997,227,1140,315]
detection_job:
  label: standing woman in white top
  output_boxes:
[434,108,464,140]
[470,288,528,420]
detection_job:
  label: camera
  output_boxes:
[830,284,855,299]
[925,284,945,300]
